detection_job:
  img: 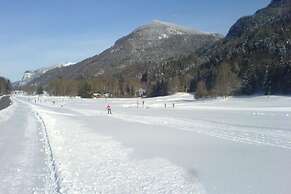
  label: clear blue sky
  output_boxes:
[0,0,270,81]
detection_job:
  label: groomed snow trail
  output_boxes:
[0,99,57,193]
[13,95,291,194]
[28,102,205,194]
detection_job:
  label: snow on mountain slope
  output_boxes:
[12,94,291,194]
[134,20,208,37]
[19,62,75,86]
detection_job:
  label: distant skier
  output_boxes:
[172,103,175,108]
[106,104,112,114]
[164,103,167,109]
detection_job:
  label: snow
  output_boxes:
[1,93,291,193]
[158,33,169,40]
[62,62,75,67]
[0,100,56,193]
[134,20,211,38]
[151,20,204,35]
[19,62,75,86]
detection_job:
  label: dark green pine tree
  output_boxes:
[36,85,44,95]
[78,81,92,98]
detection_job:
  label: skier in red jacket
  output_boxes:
[106,104,112,114]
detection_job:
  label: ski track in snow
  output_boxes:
[31,106,205,194]
[11,94,291,194]
[0,100,57,194]
[65,107,291,150]
[111,113,291,150]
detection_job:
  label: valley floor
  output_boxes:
[1,93,291,194]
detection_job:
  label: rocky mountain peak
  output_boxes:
[132,20,210,39]
[99,21,222,67]
[18,62,75,86]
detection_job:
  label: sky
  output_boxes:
[0,0,270,81]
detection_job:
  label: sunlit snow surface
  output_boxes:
[1,93,291,194]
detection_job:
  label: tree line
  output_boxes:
[23,60,244,99]
[0,77,12,95]
[23,49,289,99]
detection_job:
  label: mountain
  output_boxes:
[26,21,221,87]
[76,20,221,77]
[16,62,75,87]
[193,0,291,96]
[19,1,291,97]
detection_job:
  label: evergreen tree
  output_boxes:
[263,65,272,95]
[213,63,241,97]
[78,81,92,98]
[148,80,168,97]
[36,85,44,95]
[0,77,11,95]
[195,80,208,99]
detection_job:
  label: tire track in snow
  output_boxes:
[34,111,63,194]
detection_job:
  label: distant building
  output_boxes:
[92,93,102,98]
[104,93,112,98]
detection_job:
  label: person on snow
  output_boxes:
[106,104,112,114]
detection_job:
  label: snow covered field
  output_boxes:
[1,93,291,194]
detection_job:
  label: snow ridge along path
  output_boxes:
[34,111,62,194]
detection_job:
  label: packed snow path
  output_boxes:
[15,97,204,194]
[2,94,291,194]
[0,99,56,193]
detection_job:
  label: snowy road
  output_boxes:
[0,99,56,193]
[1,94,291,194]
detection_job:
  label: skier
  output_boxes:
[106,104,112,114]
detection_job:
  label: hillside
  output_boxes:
[19,0,291,98]
[193,0,291,96]
[23,21,221,96]
[0,77,11,95]
[14,62,75,88]
[73,20,221,79]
